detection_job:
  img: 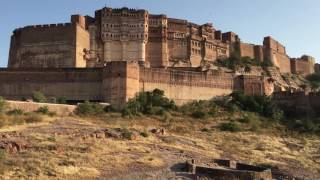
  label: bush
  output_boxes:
[220,121,241,132]
[104,105,116,113]
[140,131,149,138]
[36,106,49,114]
[201,128,210,132]
[230,91,283,120]
[0,97,7,114]
[7,109,24,116]
[191,111,207,119]
[214,56,262,71]
[56,97,67,104]
[122,89,176,116]
[34,106,56,116]
[122,129,133,140]
[32,91,47,103]
[76,101,105,116]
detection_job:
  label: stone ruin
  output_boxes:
[185,159,273,180]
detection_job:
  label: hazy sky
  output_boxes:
[0,0,319,67]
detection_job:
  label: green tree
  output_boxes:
[32,91,47,103]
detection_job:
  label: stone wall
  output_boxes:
[8,17,89,68]
[290,55,315,76]
[139,67,234,105]
[263,36,291,73]
[0,68,102,101]
[7,101,76,116]
[186,159,272,180]
[273,91,320,115]
[315,63,320,73]
[0,61,271,109]
[102,61,140,109]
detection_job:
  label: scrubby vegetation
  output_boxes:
[306,72,320,90]
[35,106,56,116]
[122,89,176,116]
[32,91,47,103]
[75,101,105,116]
[214,56,272,71]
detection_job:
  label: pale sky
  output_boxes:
[0,0,319,67]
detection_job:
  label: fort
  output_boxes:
[1,7,319,109]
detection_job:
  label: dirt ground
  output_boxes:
[0,114,319,179]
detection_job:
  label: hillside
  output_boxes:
[0,95,320,179]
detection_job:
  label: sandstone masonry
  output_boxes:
[1,7,318,108]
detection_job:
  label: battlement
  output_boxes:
[100,7,148,18]
[222,32,240,43]
[290,55,315,75]
[148,14,167,19]
[168,18,188,24]
[263,36,286,54]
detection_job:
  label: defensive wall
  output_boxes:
[0,61,267,109]
[8,15,89,68]
[8,7,317,76]
[272,91,320,115]
[290,55,315,76]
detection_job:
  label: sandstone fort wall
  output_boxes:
[263,37,291,73]
[0,68,102,101]
[139,67,234,105]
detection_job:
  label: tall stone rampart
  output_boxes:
[263,36,291,73]
[8,16,89,68]
[139,67,234,105]
[0,68,102,101]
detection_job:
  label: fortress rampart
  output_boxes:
[0,61,268,109]
[2,7,318,108]
[8,7,316,76]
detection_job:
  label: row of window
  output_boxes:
[176,41,187,47]
[102,33,147,39]
[218,49,227,54]
[192,41,201,47]
[103,23,147,29]
[102,13,147,18]
[192,48,201,55]
[149,20,166,26]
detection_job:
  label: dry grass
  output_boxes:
[0,113,319,179]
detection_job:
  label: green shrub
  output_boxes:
[214,56,262,71]
[122,89,176,116]
[122,129,133,140]
[104,105,116,113]
[201,128,210,132]
[75,101,105,116]
[230,91,283,120]
[0,97,7,114]
[220,121,241,132]
[56,97,67,104]
[191,111,207,119]
[34,106,56,116]
[140,131,149,138]
[32,91,47,103]
[7,109,23,116]
[36,106,49,114]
